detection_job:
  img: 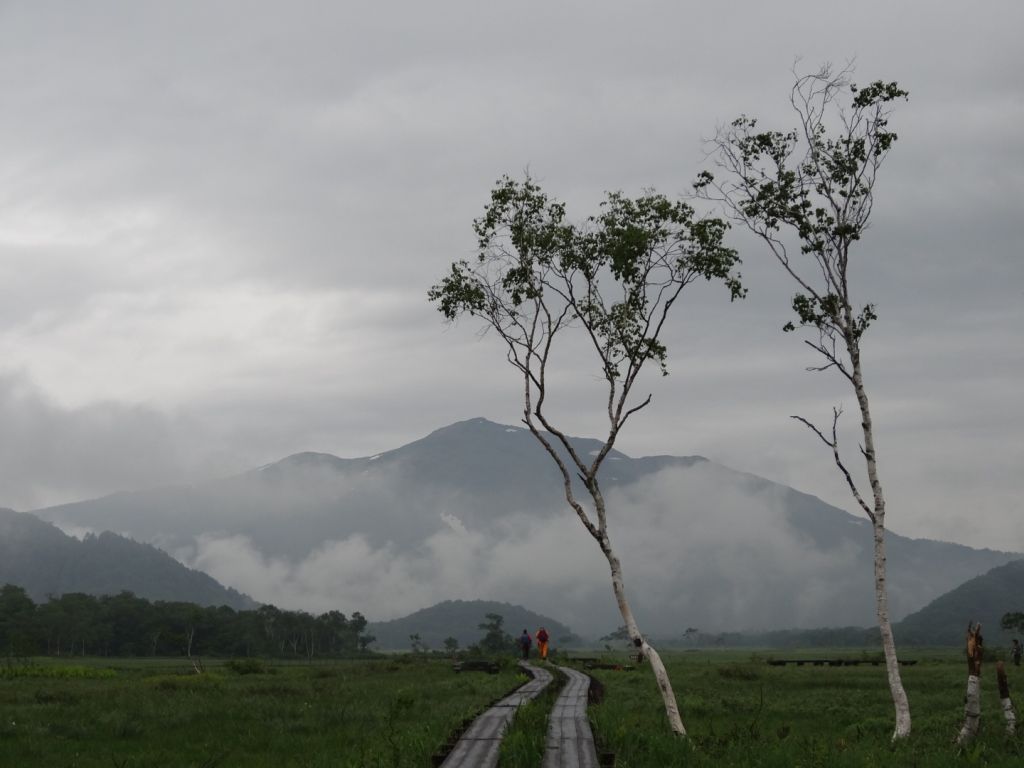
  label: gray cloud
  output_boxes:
[0,0,1022,557]
[0,372,185,509]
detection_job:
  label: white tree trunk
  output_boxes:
[853,351,911,739]
[186,627,203,674]
[1000,698,1016,736]
[957,674,981,745]
[872,521,911,739]
[603,543,686,736]
[999,700,1015,737]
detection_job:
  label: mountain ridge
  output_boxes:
[0,508,253,609]
[27,417,1020,635]
[895,558,1024,646]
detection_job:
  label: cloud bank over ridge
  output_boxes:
[186,463,869,636]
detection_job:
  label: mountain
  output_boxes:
[895,558,1024,646]
[367,599,577,651]
[31,418,683,559]
[0,508,253,609]
[30,418,1020,636]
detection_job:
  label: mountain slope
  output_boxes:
[0,508,253,608]
[895,558,1024,646]
[30,418,1020,635]
[367,599,576,651]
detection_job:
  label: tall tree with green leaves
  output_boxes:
[477,612,513,654]
[696,64,911,738]
[430,175,742,735]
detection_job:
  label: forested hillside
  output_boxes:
[895,558,1024,646]
[0,508,251,609]
[367,599,577,650]
[0,584,374,658]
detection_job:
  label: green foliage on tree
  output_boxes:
[477,612,514,654]
[408,633,429,654]
[696,67,906,355]
[431,176,742,387]
[1001,612,1024,634]
[600,625,631,647]
[0,584,37,655]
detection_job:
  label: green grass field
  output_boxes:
[583,650,1024,767]
[1,651,1023,766]
[0,655,524,767]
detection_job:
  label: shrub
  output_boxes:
[0,665,116,680]
[144,673,224,692]
[225,658,273,675]
[717,664,760,681]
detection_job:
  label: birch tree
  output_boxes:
[696,65,911,738]
[429,175,742,735]
[957,622,983,744]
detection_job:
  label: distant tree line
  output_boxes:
[665,626,881,649]
[0,584,375,659]
[1002,613,1024,635]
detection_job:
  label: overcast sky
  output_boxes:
[1,2,1021,552]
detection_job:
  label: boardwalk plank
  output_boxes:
[440,662,551,768]
[542,666,599,768]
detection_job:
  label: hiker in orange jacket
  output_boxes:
[536,626,550,660]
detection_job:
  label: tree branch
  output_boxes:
[791,408,874,522]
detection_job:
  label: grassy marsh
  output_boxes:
[0,655,523,768]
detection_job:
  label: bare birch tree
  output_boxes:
[429,175,742,735]
[696,64,911,738]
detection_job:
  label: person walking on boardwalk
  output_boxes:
[518,629,532,660]
[536,626,550,660]
[1013,638,1022,667]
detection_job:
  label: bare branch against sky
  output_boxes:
[0,1,1021,551]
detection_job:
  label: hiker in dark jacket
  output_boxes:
[518,629,532,660]
[1013,638,1022,667]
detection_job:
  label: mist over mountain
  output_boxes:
[0,508,252,609]
[31,418,1020,636]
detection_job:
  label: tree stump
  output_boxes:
[956,622,984,745]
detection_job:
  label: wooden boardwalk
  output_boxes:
[543,666,600,768]
[440,661,553,767]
